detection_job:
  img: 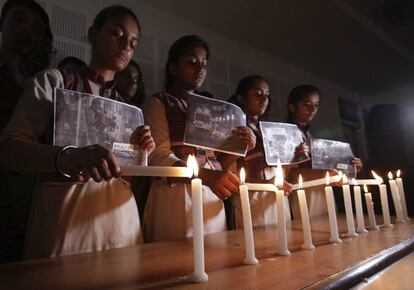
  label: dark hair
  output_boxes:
[1,0,49,25]
[164,35,210,90]
[1,0,55,76]
[127,59,146,107]
[287,84,321,122]
[58,56,86,70]
[92,5,140,33]
[228,75,271,120]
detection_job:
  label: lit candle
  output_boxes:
[297,175,315,250]
[396,170,409,221]
[275,159,290,255]
[352,179,367,233]
[291,172,342,190]
[364,184,379,230]
[188,155,208,283]
[121,165,193,177]
[325,172,342,244]
[342,174,358,238]
[239,168,259,265]
[388,172,405,223]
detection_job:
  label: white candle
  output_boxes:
[378,184,392,227]
[342,175,358,238]
[325,172,342,244]
[297,175,315,250]
[245,183,276,192]
[239,168,259,265]
[275,159,290,255]
[291,173,342,191]
[363,185,379,230]
[352,180,367,233]
[388,172,405,223]
[121,165,193,177]
[188,155,208,283]
[353,179,382,185]
[396,170,409,221]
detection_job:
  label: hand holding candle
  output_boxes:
[239,168,259,265]
[297,175,315,250]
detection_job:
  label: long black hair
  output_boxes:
[228,75,271,121]
[287,84,321,122]
[164,35,210,90]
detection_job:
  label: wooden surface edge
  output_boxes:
[303,235,414,290]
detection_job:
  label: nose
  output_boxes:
[120,36,130,51]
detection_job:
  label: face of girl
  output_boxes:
[170,46,207,90]
[116,64,140,99]
[240,80,270,117]
[1,5,45,56]
[93,15,139,72]
[291,93,320,124]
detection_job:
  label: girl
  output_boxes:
[287,84,363,218]
[115,59,146,107]
[0,5,155,259]
[143,35,249,242]
[219,75,292,229]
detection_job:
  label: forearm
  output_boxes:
[217,153,239,170]
[0,137,60,172]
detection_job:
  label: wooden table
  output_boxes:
[1,215,413,290]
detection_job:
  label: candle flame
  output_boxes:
[299,174,303,189]
[240,167,246,185]
[371,170,383,184]
[363,184,368,193]
[388,171,393,180]
[186,154,199,178]
[326,172,330,186]
[352,178,357,186]
[343,174,348,184]
[397,169,401,178]
[275,158,284,188]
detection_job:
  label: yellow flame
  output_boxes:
[363,184,368,193]
[326,172,330,186]
[275,158,284,188]
[299,174,303,189]
[371,170,383,183]
[388,171,393,180]
[186,155,199,178]
[240,167,246,184]
[343,174,348,184]
[397,170,401,178]
[352,178,357,186]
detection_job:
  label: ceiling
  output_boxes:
[141,0,414,96]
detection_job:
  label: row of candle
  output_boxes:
[120,160,409,283]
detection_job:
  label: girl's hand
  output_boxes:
[270,177,293,195]
[352,157,363,173]
[136,125,155,155]
[203,170,240,200]
[237,126,256,151]
[59,144,121,182]
[294,142,309,159]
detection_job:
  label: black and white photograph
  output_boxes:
[183,92,247,156]
[259,121,305,165]
[53,88,146,166]
[311,138,356,178]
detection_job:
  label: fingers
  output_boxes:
[283,180,293,194]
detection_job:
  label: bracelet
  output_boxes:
[55,145,77,178]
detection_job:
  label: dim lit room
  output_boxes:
[0,0,413,289]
